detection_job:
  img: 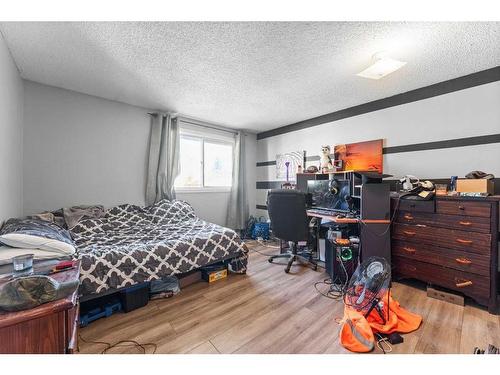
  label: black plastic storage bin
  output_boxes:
[119,282,150,313]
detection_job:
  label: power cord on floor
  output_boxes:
[248,238,282,258]
[79,334,157,354]
[313,276,348,300]
[256,238,281,249]
[313,253,350,300]
[375,333,393,354]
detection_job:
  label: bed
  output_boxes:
[68,200,248,298]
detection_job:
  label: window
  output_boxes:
[175,129,234,192]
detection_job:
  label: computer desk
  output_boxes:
[306,210,391,266]
[306,210,390,224]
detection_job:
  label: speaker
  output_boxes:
[360,223,391,263]
[360,183,390,220]
[359,182,391,264]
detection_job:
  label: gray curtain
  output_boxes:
[226,131,248,230]
[145,113,180,205]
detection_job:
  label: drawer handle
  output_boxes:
[404,214,414,220]
[455,280,473,288]
[403,247,416,253]
[403,230,416,236]
[456,238,472,244]
[458,205,465,210]
[409,204,416,208]
[459,221,472,226]
[407,265,417,272]
[455,257,472,265]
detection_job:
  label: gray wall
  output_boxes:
[23,81,256,226]
[0,32,23,222]
[23,80,150,215]
[256,81,500,216]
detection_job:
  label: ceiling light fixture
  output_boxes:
[357,52,407,80]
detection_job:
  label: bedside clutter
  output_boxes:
[390,195,499,313]
[0,261,81,353]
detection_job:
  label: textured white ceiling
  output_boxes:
[1,22,499,132]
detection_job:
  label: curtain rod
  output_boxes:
[148,112,239,135]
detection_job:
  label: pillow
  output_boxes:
[0,218,75,255]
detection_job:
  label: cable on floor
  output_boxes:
[375,333,392,354]
[313,252,350,300]
[79,334,157,354]
[314,276,347,300]
[248,238,282,258]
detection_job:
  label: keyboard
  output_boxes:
[307,208,340,216]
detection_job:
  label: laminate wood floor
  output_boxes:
[78,241,500,354]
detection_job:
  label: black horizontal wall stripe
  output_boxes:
[256,204,268,210]
[256,160,276,167]
[256,181,283,189]
[256,133,500,167]
[257,66,500,140]
[383,134,500,154]
[306,155,320,161]
[256,155,319,167]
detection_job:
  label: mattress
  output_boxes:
[70,200,248,297]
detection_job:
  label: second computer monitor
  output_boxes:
[307,179,351,212]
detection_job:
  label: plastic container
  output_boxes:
[201,264,228,283]
[80,300,122,327]
[12,254,34,272]
[119,282,150,313]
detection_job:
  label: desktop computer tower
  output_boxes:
[325,235,359,285]
[359,182,391,264]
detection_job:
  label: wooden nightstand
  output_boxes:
[0,261,80,353]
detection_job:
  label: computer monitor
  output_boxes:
[307,179,351,212]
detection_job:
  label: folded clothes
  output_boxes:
[0,246,71,266]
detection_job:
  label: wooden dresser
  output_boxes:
[0,262,80,353]
[391,195,499,313]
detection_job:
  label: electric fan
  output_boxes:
[344,256,391,322]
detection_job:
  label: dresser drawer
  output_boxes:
[395,211,491,233]
[436,200,491,218]
[392,240,490,276]
[396,199,435,213]
[393,256,490,299]
[392,223,491,254]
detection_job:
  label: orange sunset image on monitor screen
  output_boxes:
[334,139,383,173]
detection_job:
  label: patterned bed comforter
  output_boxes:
[70,200,248,297]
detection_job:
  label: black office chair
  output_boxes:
[266,189,318,273]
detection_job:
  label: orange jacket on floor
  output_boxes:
[340,291,422,353]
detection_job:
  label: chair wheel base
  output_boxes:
[268,258,273,263]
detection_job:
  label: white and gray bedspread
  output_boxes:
[70,200,248,297]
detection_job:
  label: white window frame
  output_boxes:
[175,125,235,194]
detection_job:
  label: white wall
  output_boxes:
[0,32,23,222]
[23,81,257,226]
[256,81,500,214]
